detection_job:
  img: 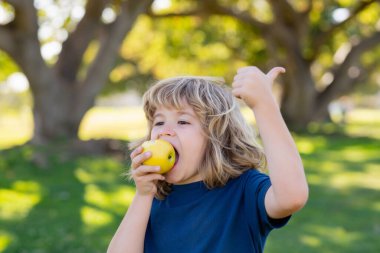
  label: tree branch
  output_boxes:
[302,0,313,15]
[148,0,269,33]
[0,25,15,54]
[147,9,202,18]
[201,0,268,31]
[317,31,380,107]
[3,0,23,9]
[78,0,153,112]
[309,0,377,61]
[2,0,50,89]
[268,0,311,42]
[55,0,110,83]
[4,0,38,32]
[267,0,300,24]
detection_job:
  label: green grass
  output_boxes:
[1,107,380,252]
[0,147,135,252]
[266,133,380,253]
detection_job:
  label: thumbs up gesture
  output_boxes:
[232,66,285,109]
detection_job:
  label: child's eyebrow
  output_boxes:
[153,110,197,119]
[177,110,196,118]
[153,112,164,118]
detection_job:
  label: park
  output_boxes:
[1,0,380,252]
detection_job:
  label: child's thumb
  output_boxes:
[267,67,286,82]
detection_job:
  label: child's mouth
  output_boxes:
[173,149,179,167]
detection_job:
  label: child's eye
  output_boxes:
[154,122,164,126]
[178,121,189,125]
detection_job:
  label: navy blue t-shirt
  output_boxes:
[144,169,290,253]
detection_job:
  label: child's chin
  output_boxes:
[164,174,177,184]
[164,177,175,184]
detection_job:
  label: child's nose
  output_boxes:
[158,127,176,137]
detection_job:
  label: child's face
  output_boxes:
[151,101,207,185]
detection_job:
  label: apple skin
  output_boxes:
[141,139,176,174]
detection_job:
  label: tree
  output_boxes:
[150,0,380,129]
[0,0,153,144]
[1,0,379,142]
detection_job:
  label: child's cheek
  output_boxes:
[150,128,158,140]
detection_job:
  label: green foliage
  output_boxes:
[308,1,380,61]
[108,12,267,94]
[106,0,380,96]
[1,0,379,98]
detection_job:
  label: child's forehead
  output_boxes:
[154,96,188,109]
[153,102,197,118]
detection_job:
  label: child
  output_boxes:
[107,66,309,253]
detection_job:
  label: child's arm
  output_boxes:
[232,66,309,219]
[107,146,165,253]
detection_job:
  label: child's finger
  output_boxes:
[132,166,160,177]
[231,80,242,89]
[232,76,247,88]
[231,87,243,99]
[130,146,143,159]
[237,66,260,74]
[266,67,285,82]
[233,73,246,82]
[131,151,151,169]
[134,172,166,183]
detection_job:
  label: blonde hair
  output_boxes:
[129,76,266,199]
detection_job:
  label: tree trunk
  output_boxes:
[0,0,153,145]
[31,78,84,144]
[281,67,316,130]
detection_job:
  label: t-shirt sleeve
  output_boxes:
[243,170,291,233]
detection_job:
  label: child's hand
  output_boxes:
[232,66,285,109]
[130,146,166,196]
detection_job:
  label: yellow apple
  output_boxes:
[141,139,176,174]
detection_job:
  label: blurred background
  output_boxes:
[0,0,379,252]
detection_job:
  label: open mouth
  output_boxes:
[174,148,179,167]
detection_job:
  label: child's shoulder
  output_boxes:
[214,169,271,205]
[237,168,268,181]
[228,169,269,188]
